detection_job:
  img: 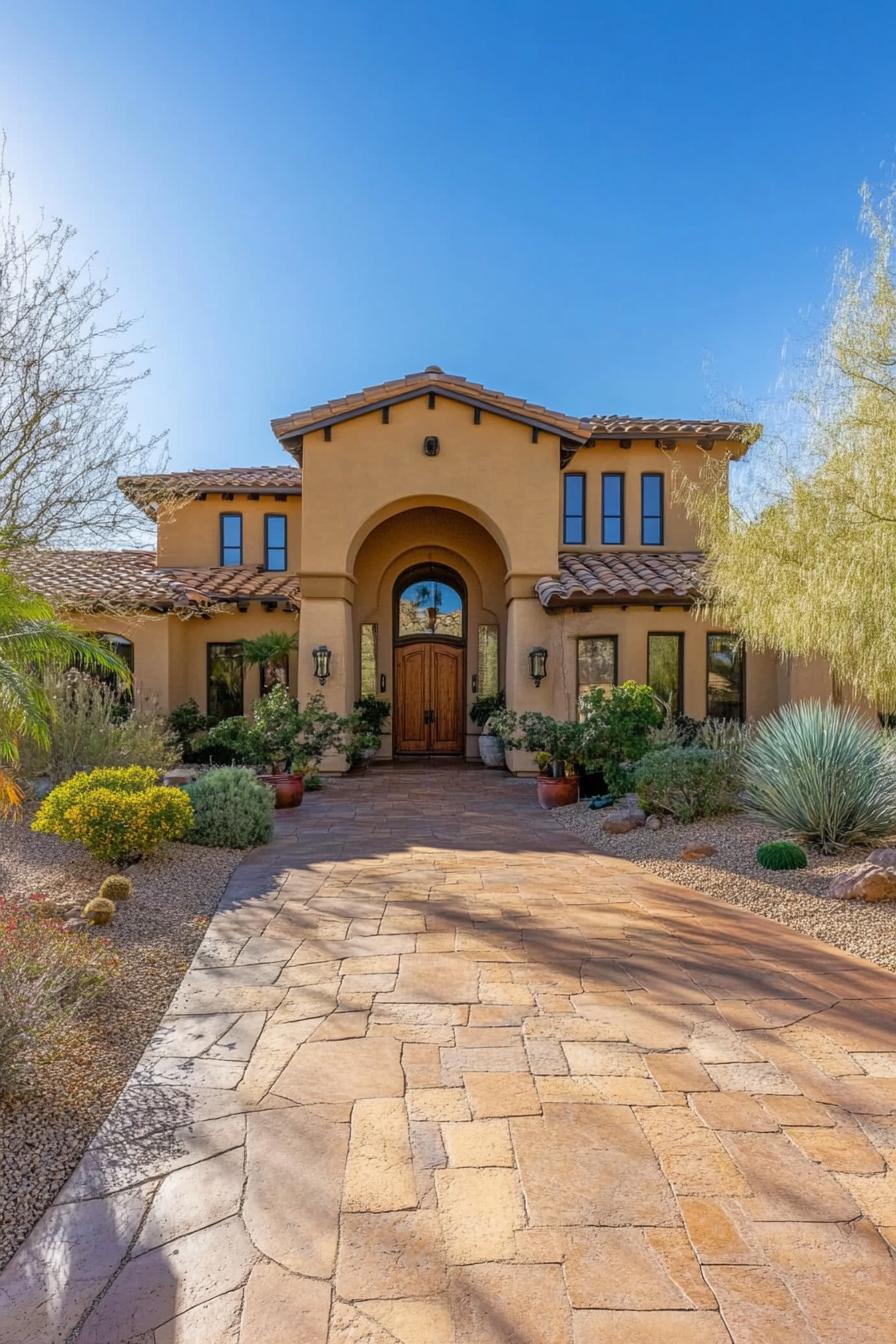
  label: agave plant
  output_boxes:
[742,700,896,852]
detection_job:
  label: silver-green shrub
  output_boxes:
[742,701,896,852]
[185,767,274,849]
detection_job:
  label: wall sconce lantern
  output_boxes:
[528,646,548,687]
[312,645,332,686]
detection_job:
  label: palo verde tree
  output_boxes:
[0,140,167,559]
[680,185,896,713]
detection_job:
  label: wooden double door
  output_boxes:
[394,641,464,755]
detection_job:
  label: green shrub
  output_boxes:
[469,691,505,730]
[580,682,664,795]
[253,683,301,769]
[0,895,119,1092]
[185,767,274,848]
[32,766,193,864]
[633,746,740,823]
[99,874,132,901]
[19,670,181,783]
[743,701,896,852]
[193,715,266,766]
[354,694,392,736]
[756,840,808,870]
[167,699,209,758]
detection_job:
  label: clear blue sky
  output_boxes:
[3,1,895,471]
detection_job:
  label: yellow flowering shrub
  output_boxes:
[32,766,193,865]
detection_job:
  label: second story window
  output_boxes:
[220,512,243,565]
[265,514,287,571]
[601,473,624,545]
[563,472,586,545]
[641,473,664,545]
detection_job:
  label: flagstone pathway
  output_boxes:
[4,765,896,1342]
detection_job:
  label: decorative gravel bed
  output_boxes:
[0,808,242,1269]
[554,801,896,973]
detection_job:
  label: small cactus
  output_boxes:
[99,874,132,902]
[756,840,808,871]
[82,896,116,925]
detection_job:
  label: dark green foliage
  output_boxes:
[580,681,664,796]
[672,714,702,745]
[756,840,808,870]
[185,768,274,849]
[253,684,301,769]
[167,699,209,758]
[193,716,266,766]
[353,695,392,735]
[469,691,505,729]
[633,746,740,823]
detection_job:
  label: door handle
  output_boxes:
[424,709,435,725]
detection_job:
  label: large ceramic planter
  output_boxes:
[536,774,580,810]
[259,772,304,809]
[478,733,506,769]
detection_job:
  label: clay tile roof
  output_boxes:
[535,551,704,608]
[12,549,300,613]
[587,415,757,444]
[270,368,593,442]
[118,467,302,515]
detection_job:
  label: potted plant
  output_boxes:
[470,691,508,768]
[519,711,585,809]
[346,695,391,771]
[291,693,350,783]
[253,683,304,807]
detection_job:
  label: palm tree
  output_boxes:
[242,631,298,692]
[0,570,127,812]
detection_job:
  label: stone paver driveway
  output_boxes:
[5,766,896,1342]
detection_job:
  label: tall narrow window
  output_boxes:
[264,514,287,571]
[706,634,744,721]
[648,633,683,716]
[207,642,244,722]
[220,513,243,565]
[601,473,624,545]
[563,473,586,545]
[477,624,499,697]
[641,473,664,545]
[360,623,378,697]
[577,636,618,718]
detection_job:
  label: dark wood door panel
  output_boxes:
[394,643,429,753]
[430,644,464,753]
[394,641,464,755]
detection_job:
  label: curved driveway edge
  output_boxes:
[3,766,896,1342]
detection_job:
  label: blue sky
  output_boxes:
[2,1,896,472]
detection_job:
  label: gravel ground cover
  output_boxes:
[554,800,896,972]
[0,808,242,1269]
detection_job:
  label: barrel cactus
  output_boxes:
[82,896,116,925]
[99,874,132,902]
[756,840,808,871]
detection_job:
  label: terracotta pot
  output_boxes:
[260,772,304,809]
[478,733,506,769]
[536,774,580,810]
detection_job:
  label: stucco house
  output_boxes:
[15,367,835,767]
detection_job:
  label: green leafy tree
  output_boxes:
[0,572,127,809]
[680,185,896,712]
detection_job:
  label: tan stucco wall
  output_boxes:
[559,440,726,553]
[156,495,302,569]
[70,609,298,716]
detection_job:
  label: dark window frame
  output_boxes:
[706,632,745,723]
[264,512,288,572]
[647,631,684,716]
[640,472,664,546]
[206,641,244,722]
[219,512,243,566]
[563,472,587,545]
[601,472,625,545]
[576,634,619,719]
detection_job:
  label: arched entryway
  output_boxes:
[393,563,466,755]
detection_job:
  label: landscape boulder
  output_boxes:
[830,863,896,903]
[601,799,646,835]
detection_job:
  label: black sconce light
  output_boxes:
[528,646,548,687]
[312,645,332,686]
